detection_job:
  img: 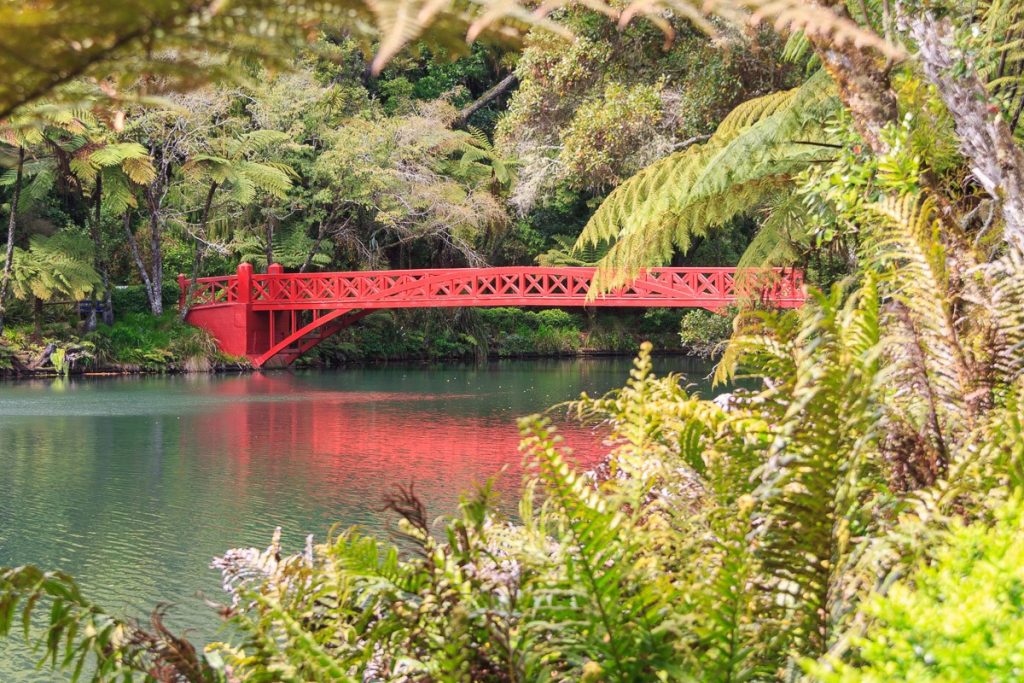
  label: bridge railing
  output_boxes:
[177,274,238,308]
[179,264,805,310]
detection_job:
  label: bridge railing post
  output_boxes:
[267,263,284,302]
[177,273,188,309]
[237,262,253,304]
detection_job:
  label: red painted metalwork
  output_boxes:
[180,264,805,368]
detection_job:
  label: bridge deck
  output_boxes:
[179,264,804,367]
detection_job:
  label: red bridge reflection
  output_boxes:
[175,373,608,522]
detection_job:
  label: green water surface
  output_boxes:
[0,356,714,680]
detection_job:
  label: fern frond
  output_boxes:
[864,194,971,419]
[237,160,292,198]
[88,141,148,168]
[737,192,812,269]
[982,249,1024,379]
[120,155,157,185]
[741,282,887,662]
[0,566,138,680]
[536,234,608,266]
[580,70,838,290]
[9,232,102,302]
[519,415,677,679]
[100,167,138,214]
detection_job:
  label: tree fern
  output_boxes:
[234,226,333,271]
[69,141,155,185]
[537,234,608,266]
[9,232,101,302]
[736,192,813,269]
[578,70,839,289]
[458,126,516,187]
[181,133,295,206]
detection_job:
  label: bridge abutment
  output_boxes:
[181,263,276,360]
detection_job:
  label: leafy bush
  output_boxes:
[478,306,540,331]
[813,495,1024,682]
[314,311,435,363]
[111,282,181,316]
[532,324,580,354]
[639,308,682,334]
[0,341,14,370]
[678,309,734,357]
[88,312,226,372]
[533,308,578,329]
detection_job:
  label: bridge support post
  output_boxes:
[177,273,187,309]
[267,263,283,301]
[237,262,253,303]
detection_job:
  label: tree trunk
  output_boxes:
[123,209,160,314]
[86,175,107,330]
[806,1,898,155]
[149,203,163,315]
[299,219,332,273]
[32,295,42,340]
[179,181,218,320]
[264,212,275,272]
[452,73,518,129]
[910,13,1024,252]
[0,145,24,337]
[143,157,171,316]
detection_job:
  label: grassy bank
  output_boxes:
[0,312,247,377]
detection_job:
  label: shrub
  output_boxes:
[89,312,224,372]
[0,341,14,370]
[678,309,734,357]
[639,308,682,334]
[533,324,581,354]
[534,308,578,329]
[812,495,1024,682]
[479,306,536,332]
[111,282,181,316]
[427,331,479,360]
[496,331,533,356]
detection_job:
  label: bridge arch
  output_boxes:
[180,263,804,368]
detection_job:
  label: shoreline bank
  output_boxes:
[0,346,713,381]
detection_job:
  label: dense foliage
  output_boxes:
[3,0,1024,681]
[0,13,769,371]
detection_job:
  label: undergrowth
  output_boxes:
[1,313,240,374]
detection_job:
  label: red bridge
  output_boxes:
[179,264,804,368]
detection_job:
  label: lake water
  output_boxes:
[0,356,714,680]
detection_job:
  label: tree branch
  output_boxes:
[452,73,518,129]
